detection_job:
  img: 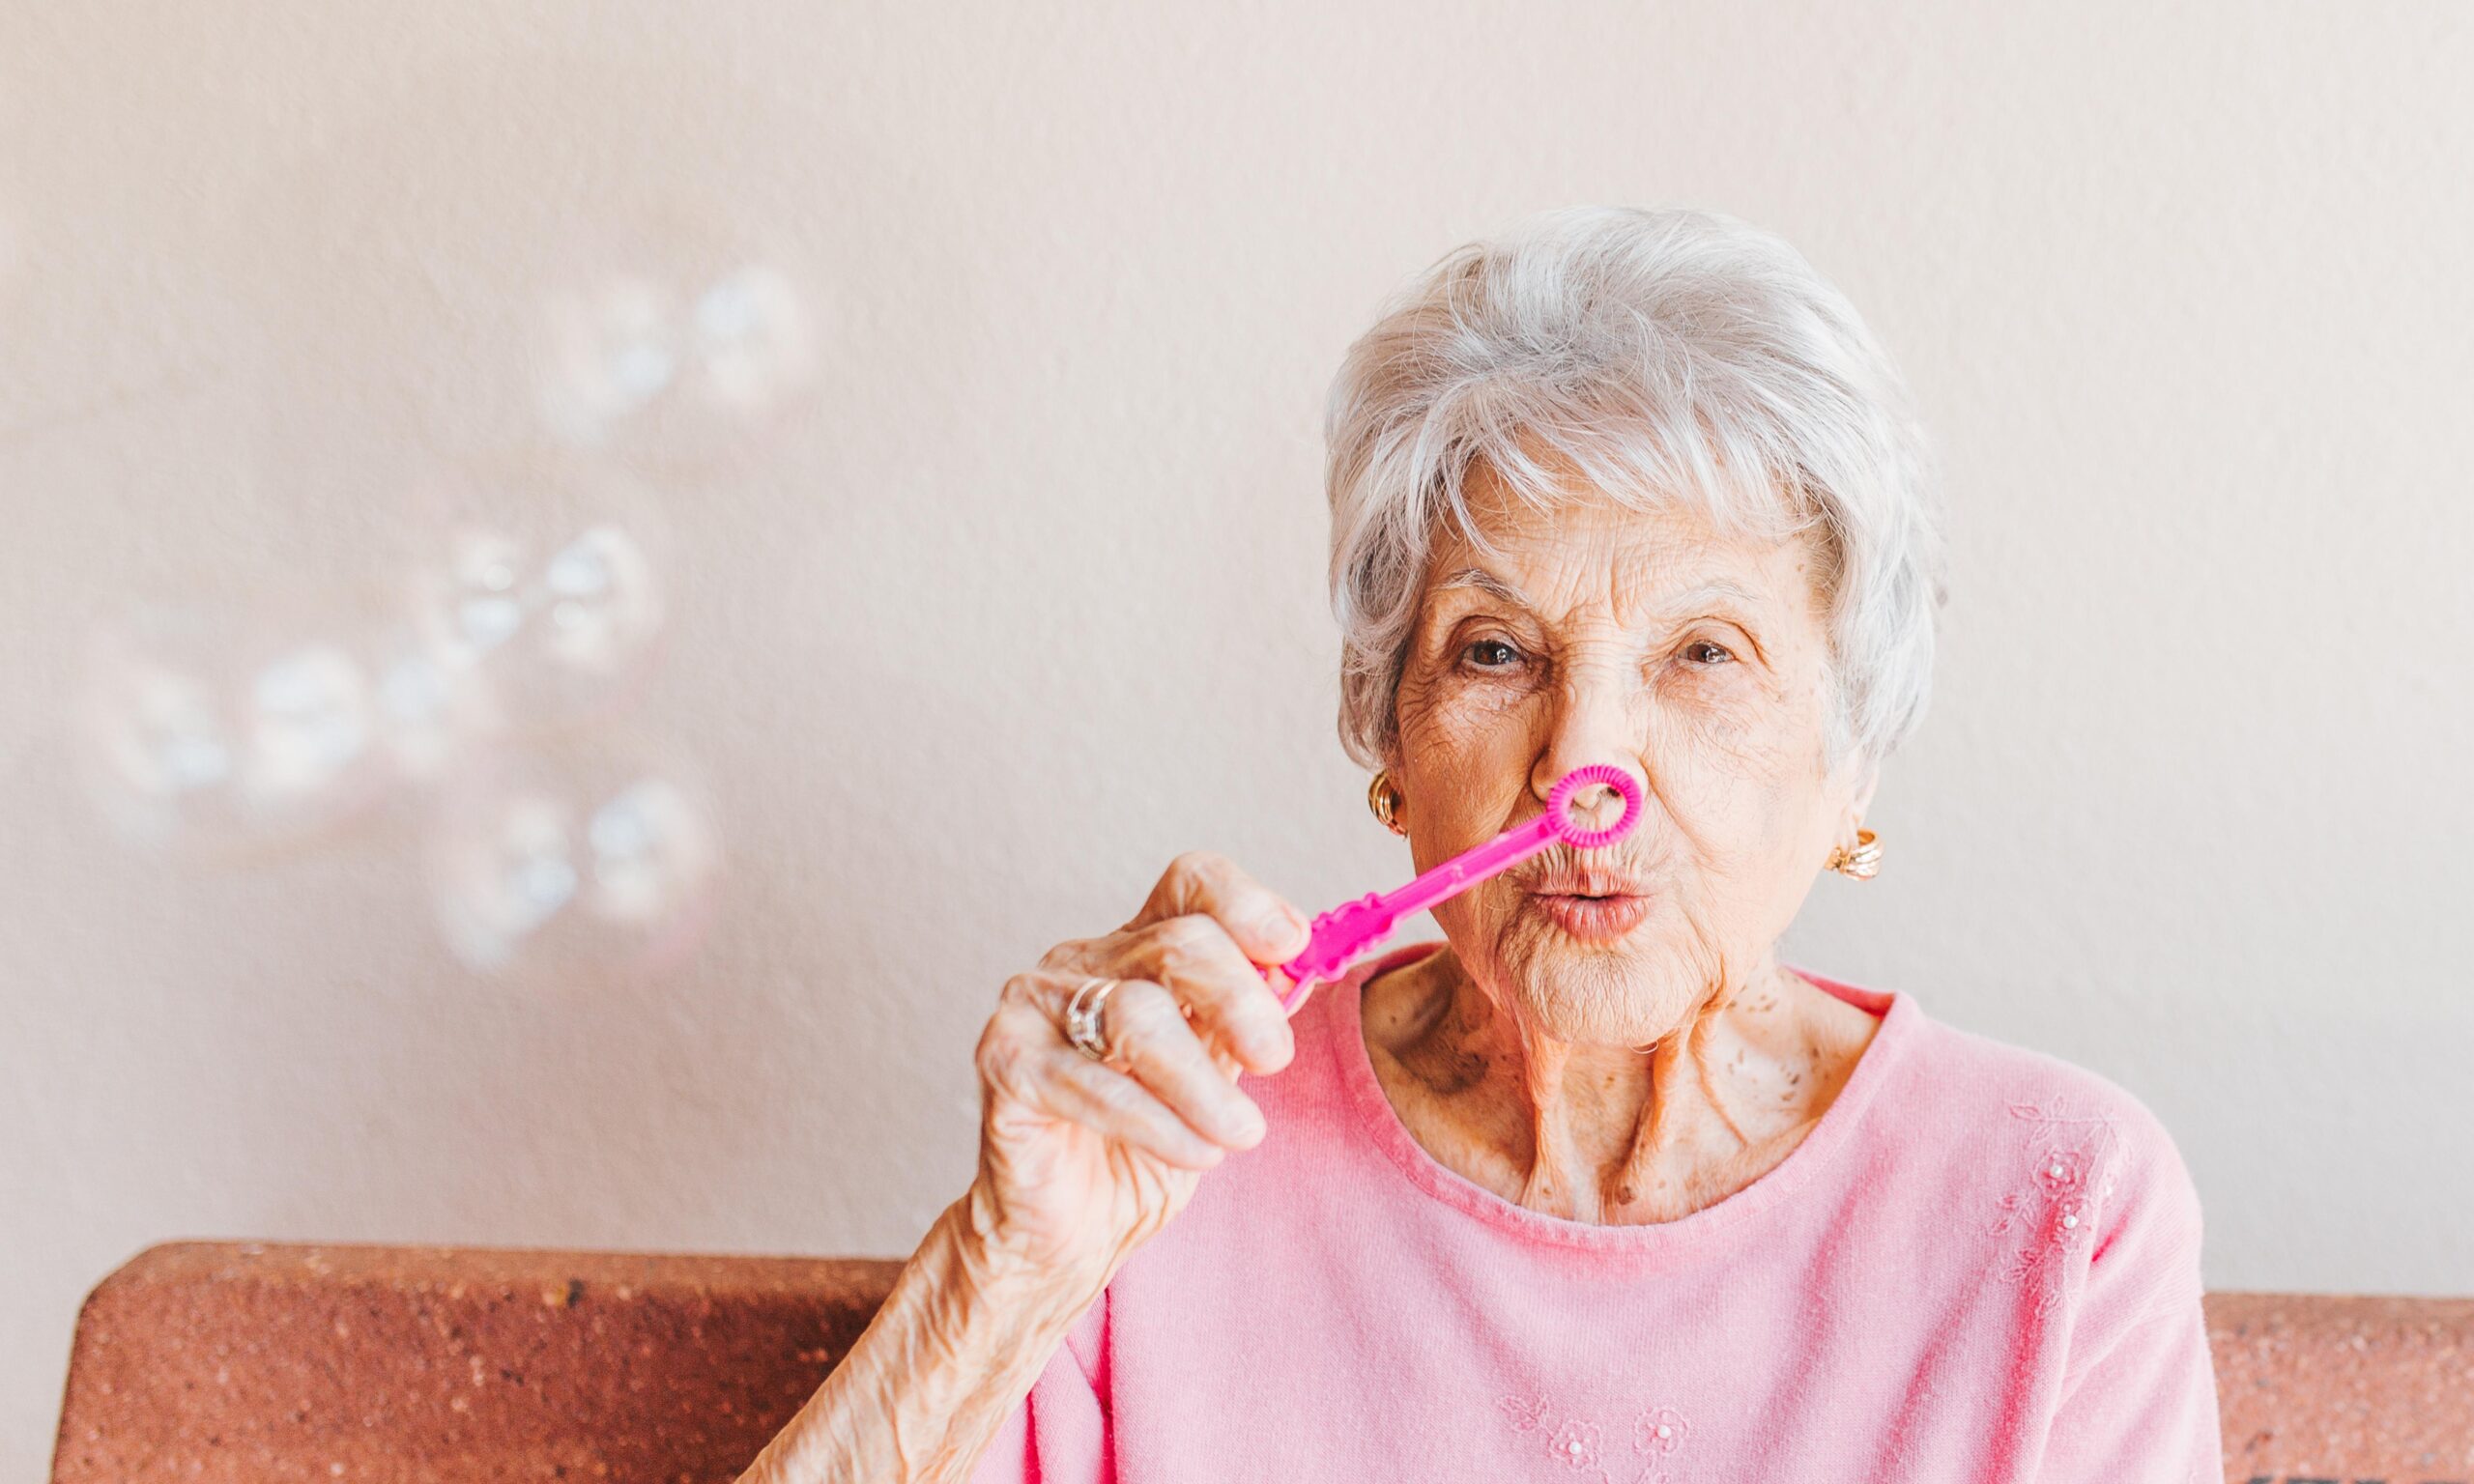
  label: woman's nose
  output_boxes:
[1529,679,1646,833]
[1541,758,1648,837]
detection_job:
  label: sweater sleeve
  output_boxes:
[2031,1096,2223,1482]
[965,1292,1110,1483]
[2033,1293,2222,1482]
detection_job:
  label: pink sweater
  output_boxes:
[969,942,2221,1481]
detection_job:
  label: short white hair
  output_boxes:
[1323,204,1949,781]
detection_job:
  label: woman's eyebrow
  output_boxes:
[1434,566,1534,609]
[1659,578,1769,619]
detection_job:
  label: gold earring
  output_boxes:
[1827,827,1882,879]
[1367,770,1409,837]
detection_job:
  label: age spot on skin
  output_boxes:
[1423,1047,1487,1097]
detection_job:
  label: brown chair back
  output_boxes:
[44,1242,2474,1482]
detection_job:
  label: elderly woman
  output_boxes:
[740,205,2220,1482]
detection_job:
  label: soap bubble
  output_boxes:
[540,271,676,436]
[72,597,398,859]
[535,249,819,467]
[399,450,671,736]
[425,738,722,985]
[205,53,827,476]
[694,262,815,412]
[360,614,470,784]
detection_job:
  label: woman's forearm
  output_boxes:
[735,1190,1107,1484]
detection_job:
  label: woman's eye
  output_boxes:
[1463,639,1522,670]
[1683,641,1735,666]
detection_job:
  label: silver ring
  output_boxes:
[1064,976,1122,1062]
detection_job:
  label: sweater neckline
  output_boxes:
[1319,940,1915,1254]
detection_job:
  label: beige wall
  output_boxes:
[5,1,2469,1470]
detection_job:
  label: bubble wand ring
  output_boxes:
[1258,764,1644,1015]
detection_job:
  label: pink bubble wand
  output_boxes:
[1258,763,1644,1015]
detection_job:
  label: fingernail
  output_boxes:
[1260,1027,1296,1072]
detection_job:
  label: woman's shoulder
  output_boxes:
[1870,985,2209,1323]
[1892,996,2197,1182]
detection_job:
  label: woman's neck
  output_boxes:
[1358,944,1880,1225]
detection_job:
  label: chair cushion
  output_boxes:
[43,1242,2474,1481]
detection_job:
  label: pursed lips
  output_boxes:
[1525,867,1651,899]
[1524,868,1655,939]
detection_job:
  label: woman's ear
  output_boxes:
[1843,759,1881,833]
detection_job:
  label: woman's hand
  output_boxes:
[964,850,1311,1290]
[736,851,1304,1484]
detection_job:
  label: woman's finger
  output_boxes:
[1115,913,1296,1075]
[984,985,1221,1170]
[1038,1046,1227,1171]
[1082,978,1269,1151]
[1124,850,1311,968]
[991,971,1262,1164]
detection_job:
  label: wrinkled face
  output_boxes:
[1388,456,1871,1045]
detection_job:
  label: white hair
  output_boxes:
[1323,204,1950,782]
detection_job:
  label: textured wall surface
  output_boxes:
[3,3,2469,1477]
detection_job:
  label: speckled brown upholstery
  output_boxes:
[45,1241,900,1483]
[2210,1291,2474,1483]
[43,1241,2474,1482]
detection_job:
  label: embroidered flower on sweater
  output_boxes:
[1501,1393,1551,1431]
[1498,1392,1694,1483]
[1633,1407,1688,1455]
[2033,1145,2091,1195]
[1547,1418,1601,1470]
[1988,1097,2122,1315]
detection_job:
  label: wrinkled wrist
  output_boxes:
[938,1186,1109,1327]
[734,1197,1102,1484]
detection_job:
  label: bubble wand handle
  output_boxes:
[1258,764,1642,1014]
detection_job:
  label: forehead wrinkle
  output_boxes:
[1429,566,1773,624]
[1650,576,1771,617]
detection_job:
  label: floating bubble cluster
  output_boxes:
[72,599,397,860]
[426,741,721,984]
[537,258,816,460]
[70,449,722,982]
[401,451,671,736]
[360,614,464,784]
[202,64,828,477]
[58,50,841,982]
